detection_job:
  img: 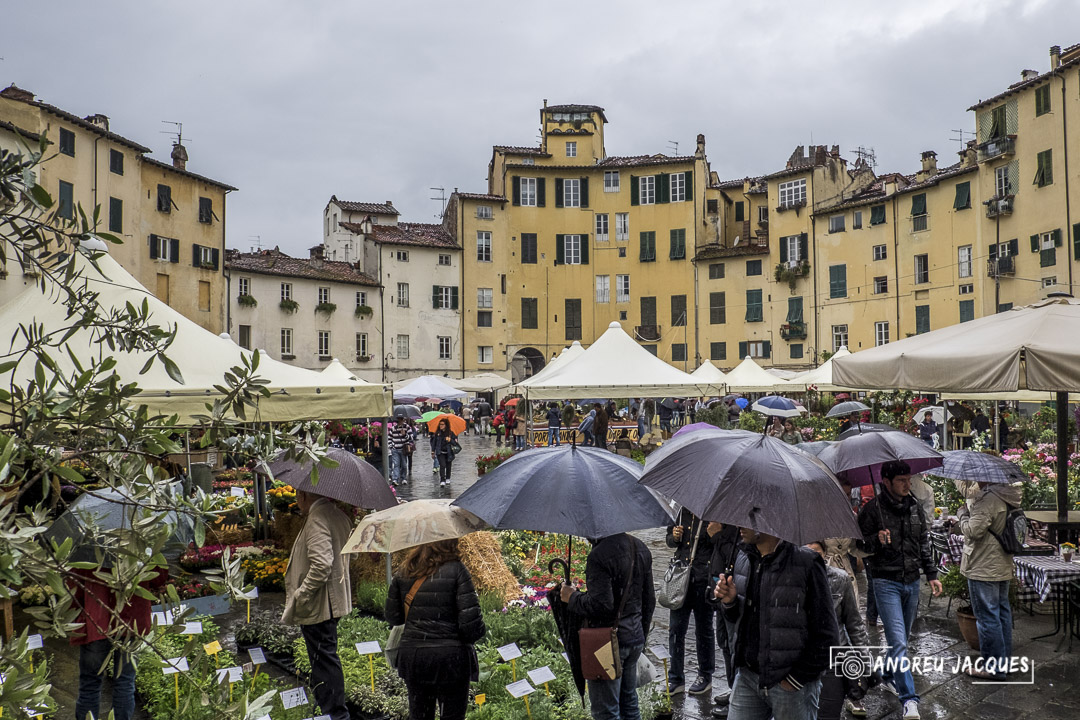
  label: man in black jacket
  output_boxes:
[705,522,741,717]
[857,461,941,720]
[562,533,655,720]
[665,510,717,696]
[712,528,837,720]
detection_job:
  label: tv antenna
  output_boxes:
[667,140,679,156]
[160,120,190,148]
[950,129,974,150]
[248,235,263,253]
[430,187,447,218]
[854,146,877,169]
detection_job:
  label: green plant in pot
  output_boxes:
[279,298,299,313]
[941,564,980,650]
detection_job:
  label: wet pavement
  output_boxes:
[34,431,1080,718]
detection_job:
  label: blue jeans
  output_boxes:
[390,449,407,483]
[637,416,647,438]
[968,579,1012,677]
[548,426,560,446]
[728,667,821,720]
[872,577,921,703]
[77,638,137,720]
[588,642,643,720]
[668,579,715,686]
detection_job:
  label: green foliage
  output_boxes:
[694,406,729,429]
[235,609,302,656]
[279,298,300,313]
[236,293,258,307]
[314,301,337,316]
[923,474,967,514]
[478,590,506,614]
[354,580,389,617]
[738,411,763,433]
[939,565,969,603]
[354,304,374,318]
[479,606,562,653]
[630,449,647,465]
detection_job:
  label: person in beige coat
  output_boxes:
[282,491,353,720]
[957,482,1022,680]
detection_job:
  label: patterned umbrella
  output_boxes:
[342,499,487,553]
[933,450,1026,485]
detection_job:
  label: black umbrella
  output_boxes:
[826,400,871,418]
[547,587,587,699]
[392,404,422,420]
[836,422,895,441]
[818,430,943,488]
[265,447,397,510]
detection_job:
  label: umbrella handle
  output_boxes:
[549,558,571,583]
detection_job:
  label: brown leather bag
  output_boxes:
[579,538,636,681]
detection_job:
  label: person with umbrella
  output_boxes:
[546,402,562,447]
[780,419,802,445]
[856,461,941,720]
[282,489,354,720]
[665,509,717,697]
[431,416,459,487]
[704,521,741,718]
[765,416,784,439]
[389,414,411,487]
[918,411,938,448]
[594,402,610,449]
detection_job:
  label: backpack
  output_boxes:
[988,503,1029,555]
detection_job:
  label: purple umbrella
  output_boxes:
[674,422,721,438]
[818,430,943,488]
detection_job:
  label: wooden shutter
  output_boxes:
[953,182,971,210]
[580,177,589,208]
[988,243,998,260]
[149,234,159,260]
[1074,223,1080,260]
[799,233,809,260]
[739,341,748,359]
[537,178,546,207]
[169,238,179,263]
[762,341,771,359]
[779,238,788,263]
[911,193,926,216]
[1053,228,1062,247]
[432,285,441,308]
[1031,234,1040,253]
[580,234,589,265]
[555,235,565,265]
[512,176,521,206]
[657,173,670,204]
[870,205,885,225]
[630,175,639,206]
[451,286,459,310]
[554,178,564,208]
[684,171,693,197]
[192,244,202,267]
[211,249,220,270]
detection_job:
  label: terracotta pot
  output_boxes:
[477,467,486,476]
[956,607,981,650]
[1063,551,1074,563]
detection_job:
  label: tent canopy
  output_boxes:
[690,361,727,386]
[784,347,856,391]
[519,322,722,400]
[513,341,584,389]
[723,356,792,393]
[0,249,392,422]
[448,373,511,393]
[321,358,360,382]
[394,375,467,400]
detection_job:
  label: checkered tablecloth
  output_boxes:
[1014,555,1080,603]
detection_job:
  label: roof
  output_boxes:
[142,156,238,192]
[454,192,507,202]
[0,118,41,142]
[1,85,151,153]
[826,162,978,212]
[716,178,748,190]
[227,250,379,286]
[331,197,400,215]
[544,104,608,122]
[694,242,769,260]
[339,221,460,250]
[503,154,695,172]
[967,51,1080,111]
[493,145,551,157]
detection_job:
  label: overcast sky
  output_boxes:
[4,1,1075,256]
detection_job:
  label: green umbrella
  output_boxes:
[420,410,443,423]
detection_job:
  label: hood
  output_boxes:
[986,483,1023,506]
[588,409,597,417]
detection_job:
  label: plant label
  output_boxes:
[474,694,486,706]
[527,666,557,685]
[256,717,271,720]
[497,643,522,661]
[242,662,253,674]
[152,611,173,626]
[561,652,569,663]
[26,634,43,650]
[216,666,243,684]
[230,487,246,497]
[355,641,381,655]
[301,716,331,720]
[163,657,189,675]
[280,687,308,709]
[648,644,671,661]
[181,622,203,635]
[248,648,267,665]
[505,679,535,698]
[241,587,259,600]
[203,640,222,656]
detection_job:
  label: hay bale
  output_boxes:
[459,531,521,603]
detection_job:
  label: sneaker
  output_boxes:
[688,677,712,695]
[710,706,728,719]
[668,683,686,695]
[902,699,921,719]
[881,680,898,697]
[713,691,730,706]
[844,698,867,717]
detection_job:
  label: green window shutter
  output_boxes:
[870,204,886,225]
[536,178,546,207]
[192,244,202,267]
[211,248,220,270]
[669,229,685,260]
[988,243,998,260]
[910,193,926,216]
[1041,247,1056,267]
[799,233,808,260]
[735,201,744,222]
[1009,239,1019,257]
[1074,223,1080,259]
[959,300,974,323]
[953,182,971,210]
[738,341,748,359]
[1053,228,1062,247]
[657,173,670,204]
[786,297,803,323]
[779,238,788,263]
[580,234,589,265]
[1031,234,1040,253]
[580,177,589,208]
[555,235,565,265]
[829,265,847,298]
[169,238,179,263]
[555,178,564,208]
[630,175,639,206]
[915,305,930,334]
[512,176,521,206]
[684,170,693,197]
[451,286,459,309]
[432,285,440,308]
[762,340,771,359]
[745,289,763,322]
[790,343,803,359]
[108,197,123,233]
[149,234,159,260]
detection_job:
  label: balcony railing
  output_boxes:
[988,256,1015,277]
[780,321,807,341]
[986,196,1014,218]
[977,136,1015,163]
[634,325,662,342]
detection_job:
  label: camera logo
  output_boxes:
[829,646,885,680]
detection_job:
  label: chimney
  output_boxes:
[309,244,325,268]
[917,151,938,182]
[0,84,34,102]
[171,142,188,171]
[1051,45,1062,70]
[695,133,706,158]
[1021,69,1040,82]
[84,114,110,132]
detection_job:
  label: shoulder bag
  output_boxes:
[658,519,701,610]
[579,537,636,681]
[385,576,427,670]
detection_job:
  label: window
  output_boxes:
[745,289,763,322]
[874,276,888,294]
[396,335,410,359]
[989,104,1007,138]
[870,204,886,225]
[356,332,368,359]
[438,336,452,360]
[438,254,452,266]
[910,193,928,231]
[477,288,493,308]
[433,285,459,309]
[615,213,629,241]
[1038,230,1059,267]
[832,325,848,352]
[959,300,975,323]
[745,341,769,359]
[318,331,331,359]
[875,321,889,346]
[280,282,293,301]
[672,344,687,362]
[959,283,974,295]
[156,273,170,303]
[1034,149,1053,187]
[735,201,745,222]
[521,298,538,329]
[709,292,726,324]
[639,231,656,262]
[59,127,75,156]
[915,305,930,334]
[669,229,686,260]
[746,260,762,276]
[640,296,657,326]
[476,205,493,219]
[995,165,1010,197]
[670,172,686,202]
[1042,276,1058,288]
[477,346,493,364]
[829,215,845,233]
[477,231,492,262]
[595,213,609,242]
[616,275,630,303]
[852,211,863,230]
[958,246,972,278]
[108,197,122,233]
[58,180,74,220]
[710,342,727,361]
[708,263,725,280]
[778,179,806,208]
[239,277,251,296]
[707,199,719,215]
[604,171,620,192]
[520,177,537,206]
[873,244,887,261]
[781,234,802,263]
[395,250,410,262]
[639,175,656,205]
[564,234,582,265]
[397,282,409,307]
[280,328,293,358]
[953,182,971,210]
[758,206,769,223]
[998,303,1013,313]
[150,234,173,262]
[355,290,367,308]
[318,287,330,304]
[618,247,627,258]
[521,233,537,263]
[1035,84,1051,116]
[829,264,847,298]
[198,197,213,224]
[157,184,172,213]
[238,325,251,350]
[562,178,581,208]
[786,296,803,323]
[477,311,493,327]
[566,141,577,157]
[914,254,929,284]
[789,344,804,359]
[108,148,124,175]
[565,299,582,341]
[596,275,610,303]
[671,295,687,327]
[198,281,211,312]
[195,244,216,269]
[522,157,534,166]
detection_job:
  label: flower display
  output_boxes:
[267,483,296,511]
[179,541,278,570]
[476,448,516,473]
[241,551,289,591]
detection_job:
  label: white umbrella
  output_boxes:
[342,499,487,554]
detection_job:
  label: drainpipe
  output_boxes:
[1059,68,1074,291]
[223,189,232,335]
[892,195,901,334]
[379,241,386,383]
[92,136,102,219]
[810,173,820,365]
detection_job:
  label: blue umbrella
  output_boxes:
[735,397,749,409]
[750,395,803,418]
[439,399,464,412]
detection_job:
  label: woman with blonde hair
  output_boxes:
[385,538,486,720]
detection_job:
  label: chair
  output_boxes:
[928,529,953,610]
[1068,580,1080,645]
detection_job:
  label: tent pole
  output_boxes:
[385,553,393,585]
[381,416,390,482]
[1057,392,1069,532]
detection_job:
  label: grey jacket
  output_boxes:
[825,564,868,647]
[959,484,1023,582]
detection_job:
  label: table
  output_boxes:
[1025,511,1080,544]
[1014,555,1080,638]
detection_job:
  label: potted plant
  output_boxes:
[355,304,374,318]
[1061,542,1076,562]
[315,301,337,316]
[941,565,979,650]
[237,293,258,308]
[279,298,299,313]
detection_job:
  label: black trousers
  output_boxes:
[300,618,349,720]
[407,684,469,720]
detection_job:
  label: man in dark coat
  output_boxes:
[594,403,610,449]
[705,522,742,717]
[665,509,717,697]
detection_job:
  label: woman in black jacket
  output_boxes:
[429,418,458,487]
[385,538,486,720]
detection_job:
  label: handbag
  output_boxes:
[658,519,701,610]
[449,439,462,455]
[385,576,427,670]
[579,537,636,682]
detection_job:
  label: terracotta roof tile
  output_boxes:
[227,250,379,286]
[332,198,400,215]
[142,156,238,192]
[0,118,42,142]
[493,145,550,156]
[967,53,1080,111]
[544,104,607,122]
[339,221,460,250]
[455,192,507,202]
[1,85,151,153]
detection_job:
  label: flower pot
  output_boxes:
[956,607,981,651]
[655,711,674,720]
[477,467,486,476]
[1064,552,1075,563]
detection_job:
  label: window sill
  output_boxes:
[318,356,332,362]
[281,355,295,361]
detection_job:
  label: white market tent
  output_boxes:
[394,375,466,401]
[448,373,512,393]
[513,341,585,390]
[518,322,723,400]
[723,356,793,393]
[783,347,857,392]
[690,361,727,386]
[321,358,360,382]
[0,249,393,422]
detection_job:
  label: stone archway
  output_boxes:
[510,347,546,384]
